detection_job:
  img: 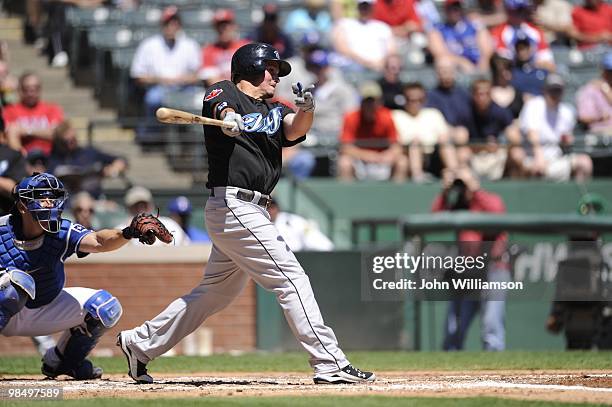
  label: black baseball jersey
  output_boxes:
[202,80,305,195]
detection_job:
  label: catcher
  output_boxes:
[0,173,172,380]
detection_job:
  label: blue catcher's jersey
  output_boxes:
[0,215,93,308]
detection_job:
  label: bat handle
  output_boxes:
[205,117,236,129]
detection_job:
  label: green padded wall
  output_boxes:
[273,179,612,248]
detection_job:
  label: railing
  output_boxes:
[287,176,336,239]
[351,218,399,246]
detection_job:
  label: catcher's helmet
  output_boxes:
[231,43,291,83]
[14,172,67,233]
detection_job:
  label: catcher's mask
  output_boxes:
[15,173,67,233]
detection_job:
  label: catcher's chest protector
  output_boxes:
[0,215,86,308]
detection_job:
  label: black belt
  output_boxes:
[236,190,272,208]
[210,188,272,208]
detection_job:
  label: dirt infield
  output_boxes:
[1,371,611,404]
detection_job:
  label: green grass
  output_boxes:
[1,351,611,376]
[0,397,608,407]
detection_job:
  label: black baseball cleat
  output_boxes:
[313,364,376,384]
[42,358,103,380]
[116,332,153,384]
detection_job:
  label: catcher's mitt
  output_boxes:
[122,213,173,245]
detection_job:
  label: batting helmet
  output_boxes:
[231,43,291,83]
[14,172,67,233]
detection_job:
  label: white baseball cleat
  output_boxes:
[313,364,376,384]
[116,332,153,384]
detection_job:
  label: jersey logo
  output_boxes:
[71,224,88,234]
[242,107,283,136]
[204,88,223,101]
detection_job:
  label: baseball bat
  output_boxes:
[155,107,235,129]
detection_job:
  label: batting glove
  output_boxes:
[292,82,315,113]
[221,111,244,137]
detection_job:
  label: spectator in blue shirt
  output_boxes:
[463,79,516,143]
[426,57,472,127]
[427,0,493,73]
[284,0,333,40]
[509,35,548,96]
[426,58,473,170]
[458,78,524,179]
[168,196,211,243]
[47,120,127,198]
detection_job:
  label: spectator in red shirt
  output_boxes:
[372,0,422,38]
[337,81,408,182]
[199,9,249,86]
[2,72,63,155]
[570,0,612,49]
[491,0,555,72]
[431,167,509,351]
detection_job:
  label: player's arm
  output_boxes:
[215,106,244,138]
[205,84,244,138]
[283,110,313,141]
[78,229,129,253]
[283,82,315,141]
[79,211,175,252]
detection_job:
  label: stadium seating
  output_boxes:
[60,2,612,179]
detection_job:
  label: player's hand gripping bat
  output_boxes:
[155,107,235,129]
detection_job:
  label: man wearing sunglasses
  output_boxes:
[2,72,63,155]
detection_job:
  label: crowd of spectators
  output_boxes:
[7,0,612,183]
[0,34,129,229]
[0,63,128,197]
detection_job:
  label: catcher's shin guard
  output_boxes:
[42,316,106,380]
[42,290,122,379]
[63,314,107,364]
[41,347,103,380]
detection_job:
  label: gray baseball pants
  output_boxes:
[122,187,348,374]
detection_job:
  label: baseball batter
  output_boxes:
[118,43,375,385]
[0,173,172,379]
